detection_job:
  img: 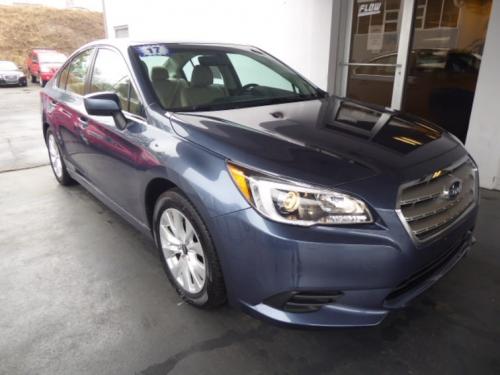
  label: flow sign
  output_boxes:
[358,1,382,17]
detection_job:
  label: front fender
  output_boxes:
[140,135,250,227]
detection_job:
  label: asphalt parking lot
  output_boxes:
[1,85,499,375]
[0,85,47,172]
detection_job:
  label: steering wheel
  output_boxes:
[239,83,259,94]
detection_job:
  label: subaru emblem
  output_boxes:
[443,179,462,200]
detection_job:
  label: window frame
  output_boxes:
[56,45,146,122]
[88,46,143,117]
[56,47,95,94]
[65,48,95,96]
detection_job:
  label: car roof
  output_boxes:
[81,39,257,54]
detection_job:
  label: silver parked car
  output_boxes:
[0,60,27,87]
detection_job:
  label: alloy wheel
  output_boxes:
[48,133,63,178]
[159,208,207,294]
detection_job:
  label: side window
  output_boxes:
[89,48,141,115]
[66,49,93,95]
[182,56,199,81]
[209,66,224,85]
[58,64,70,89]
[228,53,293,92]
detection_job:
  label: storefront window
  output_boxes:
[343,0,492,142]
[402,0,492,142]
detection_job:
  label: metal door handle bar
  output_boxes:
[340,62,402,67]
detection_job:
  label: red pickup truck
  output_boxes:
[26,49,67,87]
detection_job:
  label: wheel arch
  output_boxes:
[144,177,178,230]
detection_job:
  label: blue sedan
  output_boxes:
[40,40,479,327]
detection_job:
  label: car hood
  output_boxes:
[169,96,462,187]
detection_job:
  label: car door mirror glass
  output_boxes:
[84,91,127,130]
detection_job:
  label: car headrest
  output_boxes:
[191,65,213,87]
[151,66,169,81]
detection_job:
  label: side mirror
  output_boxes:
[84,92,127,130]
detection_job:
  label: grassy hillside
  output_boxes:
[0,5,104,69]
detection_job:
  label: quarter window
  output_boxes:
[58,64,70,89]
[66,49,93,95]
[90,48,141,115]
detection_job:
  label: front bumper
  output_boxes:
[0,76,26,86]
[211,204,478,327]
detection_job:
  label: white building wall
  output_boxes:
[103,0,337,91]
[465,0,500,190]
[103,0,499,190]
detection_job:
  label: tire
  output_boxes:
[45,129,74,186]
[40,79,47,87]
[31,74,37,83]
[153,189,226,308]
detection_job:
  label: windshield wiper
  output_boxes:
[255,94,321,104]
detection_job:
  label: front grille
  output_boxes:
[5,75,17,81]
[398,158,477,242]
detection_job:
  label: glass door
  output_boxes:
[344,0,410,107]
[340,0,493,142]
[402,0,492,142]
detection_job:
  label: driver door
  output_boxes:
[79,47,155,220]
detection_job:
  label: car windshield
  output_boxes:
[132,44,322,111]
[39,52,67,64]
[0,61,18,70]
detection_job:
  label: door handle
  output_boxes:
[60,108,72,118]
[77,116,89,129]
[47,99,57,110]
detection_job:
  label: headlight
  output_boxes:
[227,162,373,226]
